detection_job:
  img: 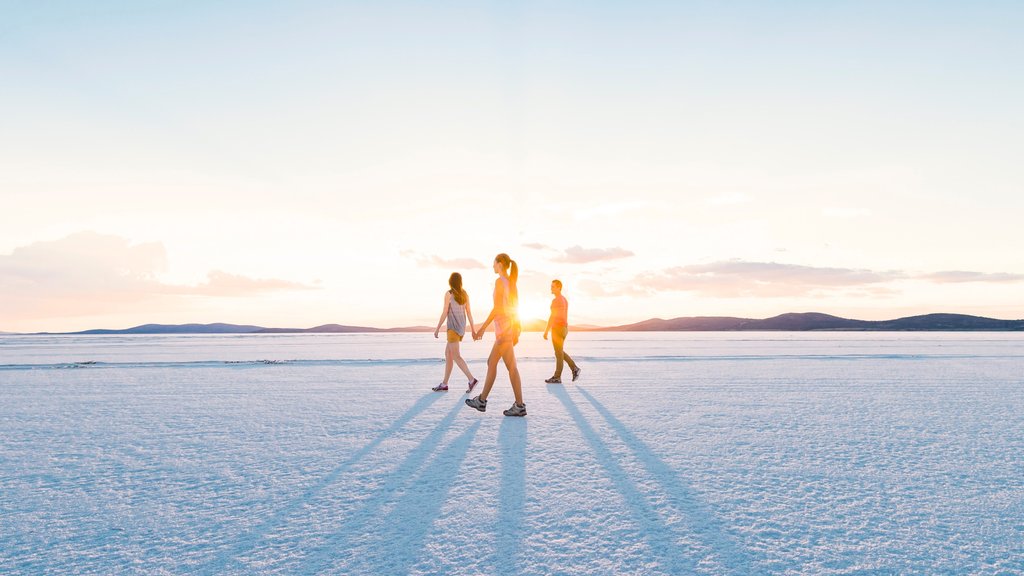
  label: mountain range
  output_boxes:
[17,312,1023,334]
[596,312,1024,331]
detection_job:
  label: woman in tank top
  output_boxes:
[432,272,478,393]
[465,253,526,417]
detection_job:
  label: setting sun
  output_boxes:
[516,296,549,324]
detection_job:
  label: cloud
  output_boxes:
[522,243,555,251]
[625,260,1024,298]
[401,250,485,269]
[921,271,1024,284]
[520,244,635,264]
[0,232,167,298]
[0,232,314,319]
[551,245,635,264]
[185,270,312,296]
[629,260,906,298]
[577,278,646,298]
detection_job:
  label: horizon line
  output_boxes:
[6,311,1024,335]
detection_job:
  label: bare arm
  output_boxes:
[544,302,554,340]
[474,280,502,339]
[434,292,451,338]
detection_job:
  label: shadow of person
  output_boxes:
[202,392,444,574]
[299,397,468,574]
[374,420,483,574]
[575,387,759,575]
[495,416,527,575]
[549,384,704,574]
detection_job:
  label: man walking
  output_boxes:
[543,279,581,383]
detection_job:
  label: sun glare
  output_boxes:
[516,296,549,323]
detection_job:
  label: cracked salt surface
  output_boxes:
[1,333,1022,574]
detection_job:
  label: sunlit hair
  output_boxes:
[552,279,562,290]
[449,272,468,305]
[495,253,519,309]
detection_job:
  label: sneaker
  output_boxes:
[465,395,487,412]
[466,378,479,394]
[545,377,562,384]
[432,383,449,392]
[503,403,527,417]
[571,366,581,382]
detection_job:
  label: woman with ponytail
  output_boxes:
[432,272,478,393]
[465,253,526,416]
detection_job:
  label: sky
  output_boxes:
[2,0,1022,332]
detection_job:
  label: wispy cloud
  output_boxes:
[401,250,485,269]
[922,270,1024,283]
[632,261,905,297]
[577,278,646,298]
[0,232,314,303]
[619,260,1024,298]
[522,242,555,251]
[184,271,312,296]
[551,245,635,264]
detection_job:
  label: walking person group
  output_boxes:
[431,252,583,417]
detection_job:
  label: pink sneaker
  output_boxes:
[432,383,449,392]
[466,378,479,394]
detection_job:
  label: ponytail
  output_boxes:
[508,260,519,309]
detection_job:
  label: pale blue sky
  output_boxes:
[2,1,1022,330]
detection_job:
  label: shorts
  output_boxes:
[447,329,464,343]
[552,325,568,340]
[494,317,521,345]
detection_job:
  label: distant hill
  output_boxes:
[30,312,1024,335]
[75,323,266,335]
[65,323,434,335]
[599,312,1024,331]
[871,313,1024,331]
[257,324,434,333]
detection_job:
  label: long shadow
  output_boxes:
[365,421,482,574]
[298,398,467,574]
[550,385,702,574]
[201,392,443,574]
[496,416,527,576]
[576,387,759,575]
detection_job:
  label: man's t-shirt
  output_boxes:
[550,294,569,328]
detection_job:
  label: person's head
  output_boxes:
[551,279,562,295]
[494,253,517,280]
[494,253,519,301]
[448,272,467,305]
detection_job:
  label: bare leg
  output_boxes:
[451,341,474,381]
[443,343,454,384]
[500,342,523,405]
[477,342,503,401]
